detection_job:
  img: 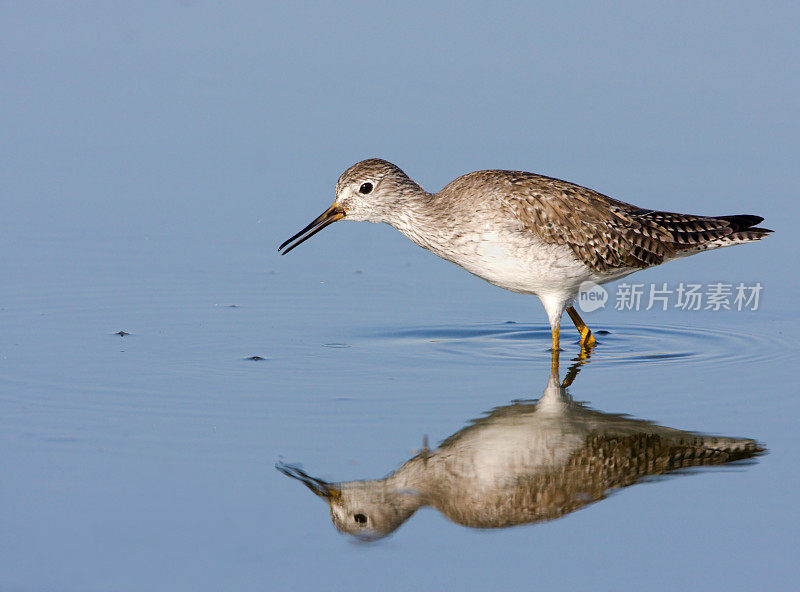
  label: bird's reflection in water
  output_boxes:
[278,352,764,541]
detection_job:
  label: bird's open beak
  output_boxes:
[278,203,345,255]
[276,462,342,502]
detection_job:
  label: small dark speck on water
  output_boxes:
[323,343,351,349]
[596,330,611,335]
[115,331,131,337]
[246,356,266,361]
[504,320,518,324]
[354,270,363,274]
[227,304,239,308]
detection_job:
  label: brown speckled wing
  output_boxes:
[436,431,763,529]
[486,171,769,272]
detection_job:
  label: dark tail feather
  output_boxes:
[692,214,771,250]
[639,210,774,254]
[714,214,773,235]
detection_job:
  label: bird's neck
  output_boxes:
[385,192,456,256]
[387,446,454,503]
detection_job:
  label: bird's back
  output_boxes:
[436,169,772,273]
[431,408,763,528]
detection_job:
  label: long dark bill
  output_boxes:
[276,462,341,501]
[278,204,344,255]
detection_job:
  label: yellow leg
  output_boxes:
[551,324,560,352]
[550,347,560,379]
[566,306,597,348]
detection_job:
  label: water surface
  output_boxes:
[2,3,799,591]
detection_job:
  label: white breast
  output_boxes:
[436,414,589,488]
[443,229,593,297]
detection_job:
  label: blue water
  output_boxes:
[2,3,799,591]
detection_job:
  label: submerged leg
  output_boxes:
[566,306,597,348]
[551,324,560,352]
[561,348,593,388]
[550,347,560,380]
[552,344,592,389]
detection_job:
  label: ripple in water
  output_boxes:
[364,322,788,368]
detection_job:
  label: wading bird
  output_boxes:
[280,159,771,350]
[278,352,763,540]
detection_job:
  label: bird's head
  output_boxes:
[278,159,424,254]
[277,462,421,541]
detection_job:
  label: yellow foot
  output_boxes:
[566,306,597,348]
[579,327,596,348]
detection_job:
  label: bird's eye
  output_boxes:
[353,513,368,525]
[359,182,373,195]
